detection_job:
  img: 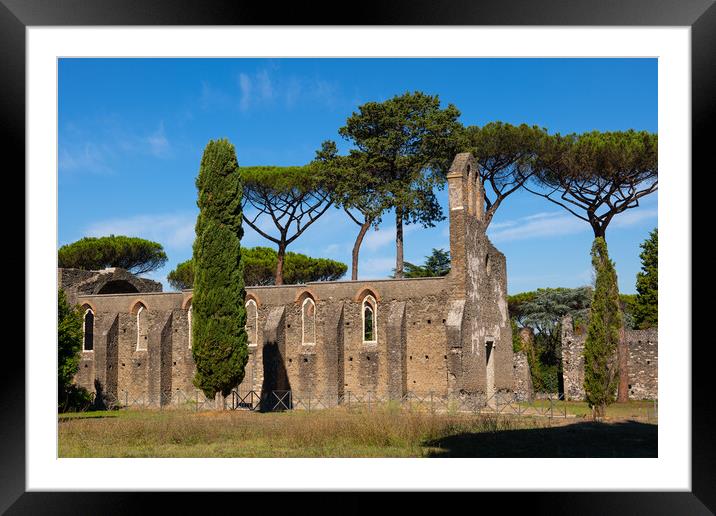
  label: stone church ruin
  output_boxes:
[60,152,657,408]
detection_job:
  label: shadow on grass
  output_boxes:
[424,420,657,458]
[58,411,121,422]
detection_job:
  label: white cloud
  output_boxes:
[358,256,396,278]
[256,70,274,100]
[205,68,342,113]
[490,211,557,231]
[59,142,114,175]
[489,206,657,244]
[85,212,197,250]
[322,242,352,257]
[610,208,658,228]
[363,225,419,251]
[146,122,170,157]
[489,212,585,243]
[238,73,252,111]
[284,77,302,108]
[238,70,274,112]
[364,227,396,251]
[59,119,173,176]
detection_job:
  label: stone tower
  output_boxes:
[444,153,513,398]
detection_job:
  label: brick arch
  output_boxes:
[294,288,318,305]
[129,299,148,314]
[95,279,140,294]
[181,295,193,310]
[91,271,147,294]
[353,286,381,303]
[79,301,96,314]
[245,292,261,308]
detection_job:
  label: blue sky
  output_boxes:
[58,58,657,294]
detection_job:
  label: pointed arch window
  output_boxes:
[362,295,377,343]
[83,308,94,352]
[133,302,148,351]
[187,303,193,349]
[302,297,316,345]
[246,299,258,347]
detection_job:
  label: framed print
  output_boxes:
[5,0,713,513]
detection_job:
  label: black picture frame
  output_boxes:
[5,1,712,513]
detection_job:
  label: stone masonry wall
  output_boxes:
[512,351,533,402]
[60,267,162,307]
[446,153,513,399]
[560,315,658,401]
[561,315,586,401]
[626,328,658,400]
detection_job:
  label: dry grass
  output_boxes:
[518,399,658,422]
[58,402,658,458]
[58,406,537,458]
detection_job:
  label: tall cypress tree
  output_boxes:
[584,238,622,419]
[633,228,658,329]
[192,139,248,400]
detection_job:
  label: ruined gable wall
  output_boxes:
[446,153,513,397]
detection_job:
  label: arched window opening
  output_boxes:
[362,295,377,343]
[246,299,258,347]
[83,308,94,352]
[466,165,475,215]
[187,303,193,349]
[474,170,483,219]
[135,303,148,351]
[485,253,491,275]
[302,297,316,345]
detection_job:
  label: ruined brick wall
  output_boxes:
[73,278,458,405]
[512,328,534,401]
[560,315,658,401]
[561,315,586,401]
[59,267,162,306]
[626,328,658,400]
[512,351,533,401]
[235,278,452,400]
[72,291,188,406]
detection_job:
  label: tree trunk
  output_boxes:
[591,221,607,239]
[617,325,629,402]
[275,242,286,286]
[395,207,404,278]
[352,219,371,281]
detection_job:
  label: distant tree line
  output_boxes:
[167,247,348,290]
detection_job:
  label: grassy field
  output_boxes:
[58,402,657,458]
[518,399,658,421]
